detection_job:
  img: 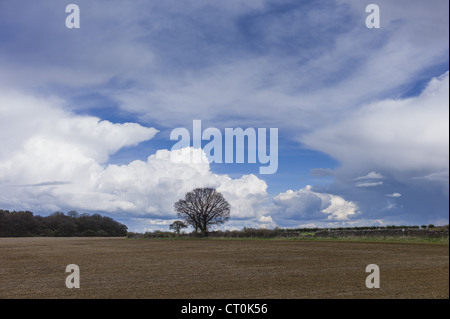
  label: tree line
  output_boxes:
[0,209,128,237]
[129,225,447,239]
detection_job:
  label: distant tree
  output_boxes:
[169,220,187,236]
[67,210,79,218]
[174,188,230,237]
[0,209,127,237]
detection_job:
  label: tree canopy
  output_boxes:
[169,220,188,236]
[0,209,127,237]
[174,187,230,237]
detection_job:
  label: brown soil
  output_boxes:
[0,237,448,299]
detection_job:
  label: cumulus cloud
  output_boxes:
[216,174,269,219]
[272,185,359,223]
[257,215,276,228]
[1,144,268,223]
[0,90,270,226]
[91,148,269,219]
[0,91,158,162]
[0,91,158,188]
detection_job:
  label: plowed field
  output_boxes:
[0,237,448,298]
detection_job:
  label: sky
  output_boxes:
[0,0,448,232]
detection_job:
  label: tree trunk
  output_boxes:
[200,220,208,237]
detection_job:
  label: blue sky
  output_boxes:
[0,0,448,232]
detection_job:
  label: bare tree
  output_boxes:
[169,220,187,236]
[174,188,230,237]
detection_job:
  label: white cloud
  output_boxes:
[90,148,269,219]
[303,72,449,182]
[300,72,448,224]
[356,181,383,188]
[386,193,402,198]
[0,1,448,228]
[382,203,398,211]
[2,0,447,135]
[0,91,270,224]
[414,171,449,183]
[216,174,269,219]
[110,0,447,133]
[257,215,277,229]
[142,218,178,232]
[321,194,359,221]
[0,91,158,186]
[272,185,359,222]
[354,172,385,180]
